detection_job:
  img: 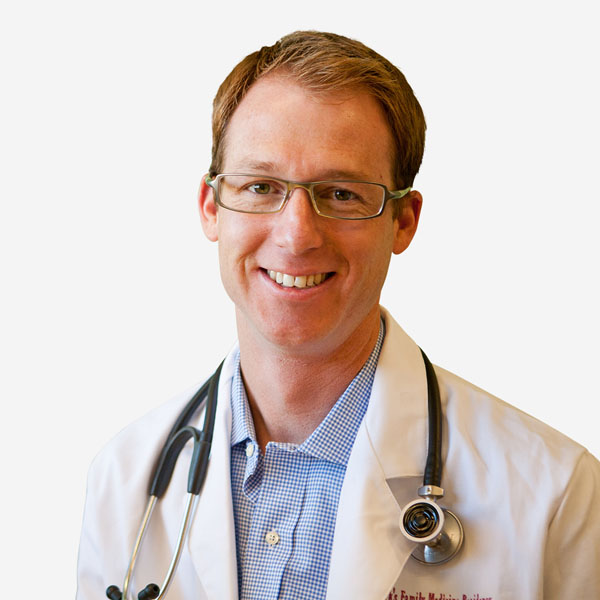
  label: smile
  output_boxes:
[267,270,331,289]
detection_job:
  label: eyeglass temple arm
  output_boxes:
[388,186,412,200]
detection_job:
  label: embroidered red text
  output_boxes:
[387,588,493,600]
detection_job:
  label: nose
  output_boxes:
[272,186,324,254]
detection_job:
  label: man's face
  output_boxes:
[199,74,421,356]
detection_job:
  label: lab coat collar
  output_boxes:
[367,307,429,480]
[187,347,239,600]
[326,308,429,599]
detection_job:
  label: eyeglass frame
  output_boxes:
[204,173,412,221]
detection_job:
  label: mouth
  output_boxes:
[265,269,332,289]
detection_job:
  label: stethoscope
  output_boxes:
[106,351,464,600]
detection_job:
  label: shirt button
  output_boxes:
[265,530,280,546]
[245,442,255,457]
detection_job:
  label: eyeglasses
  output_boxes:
[205,174,412,221]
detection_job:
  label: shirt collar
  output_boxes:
[230,352,256,447]
[230,319,385,465]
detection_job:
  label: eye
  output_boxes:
[315,184,366,206]
[333,188,354,202]
[248,182,272,194]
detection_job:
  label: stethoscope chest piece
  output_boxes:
[404,505,464,565]
[399,485,464,565]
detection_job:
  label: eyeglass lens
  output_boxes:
[217,175,385,219]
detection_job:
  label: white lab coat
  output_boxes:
[77,309,600,600]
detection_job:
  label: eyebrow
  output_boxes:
[229,160,279,174]
[225,160,374,182]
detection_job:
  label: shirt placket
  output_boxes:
[241,444,307,600]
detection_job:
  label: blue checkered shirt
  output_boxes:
[230,321,385,599]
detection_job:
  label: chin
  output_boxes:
[252,312,339,354]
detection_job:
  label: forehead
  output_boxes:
[221,75,395,183]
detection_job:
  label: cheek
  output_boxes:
[353,228,395,288]
[218,214,256,257]
[216,217,266,281]
[351,222,394,263]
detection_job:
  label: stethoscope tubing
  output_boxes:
[420,349,443,489]
[111,362,223,600]
[148,361,223,498]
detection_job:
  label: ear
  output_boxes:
[198,174,219,242]
[392,190,423,255]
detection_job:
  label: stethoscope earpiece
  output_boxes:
[106,583,160,600]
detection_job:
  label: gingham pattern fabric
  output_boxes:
[230,321,385,599]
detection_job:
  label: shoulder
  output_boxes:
[86,345,238,492]
[89,345,239,476]
[86,384,204,493]
[438,365,585,456]
[378,308,595,491]
[435,365,594,494]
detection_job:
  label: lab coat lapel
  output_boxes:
[325,426,416,600]
[327,310,429,599]
[187,351,238,600]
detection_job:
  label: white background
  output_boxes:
[1,0,598,597]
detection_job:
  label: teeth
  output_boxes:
[294,275,307,288]
[267,270,328,289]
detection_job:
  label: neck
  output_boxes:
[237,308,381,451]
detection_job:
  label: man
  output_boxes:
[77,31,600,600]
